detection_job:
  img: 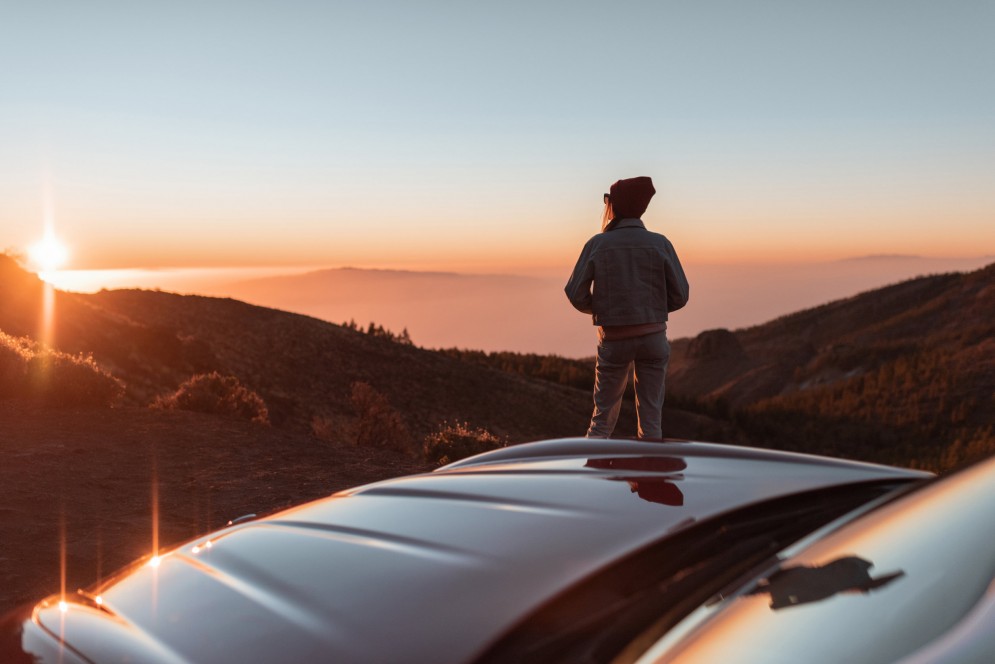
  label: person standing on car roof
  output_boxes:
[565,176,689,439]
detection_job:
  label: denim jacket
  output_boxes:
[564,218,689,326]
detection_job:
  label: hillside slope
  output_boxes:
[668,262,995,468]
[0,255,720,443]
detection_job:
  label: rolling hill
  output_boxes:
[0,254,721,443]
[667,261,995,469]
[3,252,990,468]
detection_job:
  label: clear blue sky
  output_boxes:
[2,0,993,270]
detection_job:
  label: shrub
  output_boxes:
[0,334,31,398]
[311,414,343,443]
[349,381,412,453]
[28,352,125,407]
[423,420,506,465]
[154,372,269,424]
[0,331,123,406]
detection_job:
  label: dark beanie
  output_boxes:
[609,176,656,219]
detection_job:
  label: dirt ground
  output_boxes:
[0,402,428,614]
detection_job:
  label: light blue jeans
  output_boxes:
[586,331,670,439]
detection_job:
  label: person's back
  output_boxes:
[568,218,686,327]
[565,176,689,439]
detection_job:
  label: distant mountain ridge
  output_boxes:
[214,256,995,357]
[222,266,583,356]
[41,255,995,357]
[834,253,995,263]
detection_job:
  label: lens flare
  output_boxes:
[28,233,69,274]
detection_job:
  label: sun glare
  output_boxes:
[28,234,69,274]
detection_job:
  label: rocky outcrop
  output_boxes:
[685,328,745,361]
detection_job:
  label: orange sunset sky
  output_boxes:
[3,2,993,354]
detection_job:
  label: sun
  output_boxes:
[28,233,70,273]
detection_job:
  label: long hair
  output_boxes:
[601,199,615,231]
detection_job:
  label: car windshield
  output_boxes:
[633,456,995,664]
[473,479,912,664]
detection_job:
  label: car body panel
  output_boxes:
[637,454,995,663]
[2,439,929,664]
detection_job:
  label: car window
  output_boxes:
[472,480,910,664]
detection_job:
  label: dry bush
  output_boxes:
[28,353,125,407]
[154,372,269,424]
[0,334,30,398]
[311,414,344,443]
[423,420,506,465]
[349,381,412,453]
[0,331,123,406]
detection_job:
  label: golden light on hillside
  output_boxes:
[29,233,69,275]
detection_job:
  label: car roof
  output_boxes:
[37,439,928,664]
